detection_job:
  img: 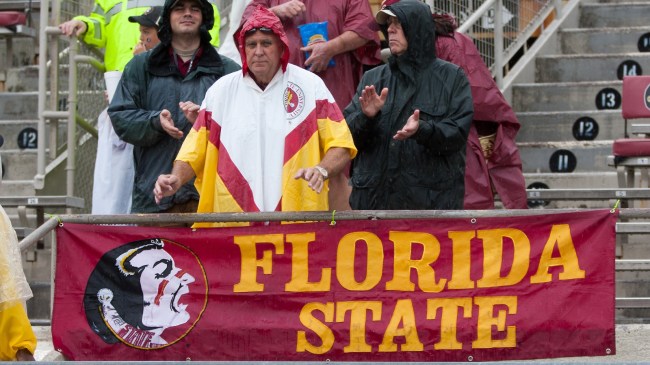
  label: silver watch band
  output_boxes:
[314,165,329,180]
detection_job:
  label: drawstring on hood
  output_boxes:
[158,0,214,46]
[235,5,290,77]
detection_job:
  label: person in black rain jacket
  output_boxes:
[344,0,473,210]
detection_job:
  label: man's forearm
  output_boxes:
[327,31,370,57]
[318,147,352,177]
[171,160,197,186]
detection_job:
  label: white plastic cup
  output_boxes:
[104,71,123,103]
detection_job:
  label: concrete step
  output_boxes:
[0,39,37,74]
[4,65,39,92]
[580,3,650,28]
[0,149,36,180]
[516,110,624,142]
[518,140,612,173]
[521,173,650,209]
[617,277,650,314]
[512,80,622,112]
[0,120,39,149]
[522,172,620,209]
[0,91,38,119]
[21,245,53,321]
[0,180,35,196]
[5,64,79,93]
[3,63,100,93]
[524,171,618,189]
[535,53,650,83]
[560,26,650,55]
[621,243,650,264]
[26,280,51,321]
[618,283,650,301]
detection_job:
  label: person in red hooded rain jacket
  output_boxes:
[381,0,528,209]
[432,13,527,209]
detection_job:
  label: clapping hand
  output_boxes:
[393,109,420,140]
[160,109,184,139]
[359,85,388,118]
[179,101,200,124]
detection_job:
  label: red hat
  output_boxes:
[236,5,290,76]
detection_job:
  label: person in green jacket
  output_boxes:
[58,0,221,71]
[108,0,240,215]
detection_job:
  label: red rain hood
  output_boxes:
[236,5,290,77]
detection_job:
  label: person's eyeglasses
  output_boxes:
[245,27,274,35]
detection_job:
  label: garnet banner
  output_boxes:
[52,209,616,361]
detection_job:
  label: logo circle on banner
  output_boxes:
[595,88,621,110]
[527,181,550,208]
[549,149,577,173]
[638,33,650,52]
[0,134,4,148]
[572,117,599,141]
[17,127,37,149]
[617,60,642,80]
[83,238,208,349]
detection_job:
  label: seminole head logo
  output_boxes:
[84,238,207,349]
[284,81,305,119]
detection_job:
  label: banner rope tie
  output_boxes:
[611,199,621,213]
[330,210,337,226]
[46,213,63,227]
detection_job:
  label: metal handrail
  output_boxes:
[450,0,574,89]
[18,207,650,251]
[36,0,103,195]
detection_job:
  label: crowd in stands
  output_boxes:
[1,0,528,358]
[77,0,526,219]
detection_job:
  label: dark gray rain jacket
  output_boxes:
[108,0,240,213]
[344,0,473,210]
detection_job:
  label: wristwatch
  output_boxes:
[314,165,329,180]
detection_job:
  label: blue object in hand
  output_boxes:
[297,21,335,68]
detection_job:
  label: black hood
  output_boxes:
[157,0,214,46]
[380,0,436,71]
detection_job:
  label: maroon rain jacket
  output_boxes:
[436,32,527,209]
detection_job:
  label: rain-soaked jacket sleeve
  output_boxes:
[413,67,473,153]
[108,56,166,147]
[74,0,109,50]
